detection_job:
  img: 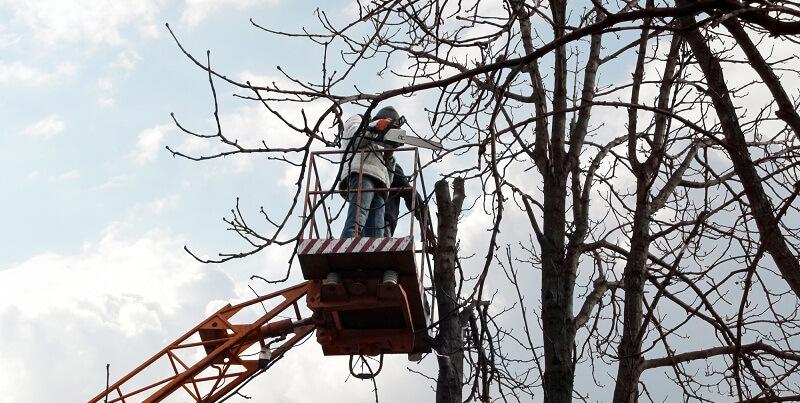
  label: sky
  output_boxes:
[0,1,447,402]
[4,1,800,402]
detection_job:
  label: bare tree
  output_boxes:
[164,0,800,402]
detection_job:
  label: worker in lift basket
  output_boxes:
[339,106,400,238]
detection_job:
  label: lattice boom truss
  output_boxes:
[89,282,314,403]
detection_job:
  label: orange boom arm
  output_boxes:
[89,282,314,403]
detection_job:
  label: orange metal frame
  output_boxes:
[89,282,313,403]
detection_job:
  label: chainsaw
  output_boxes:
[364,117,443,151]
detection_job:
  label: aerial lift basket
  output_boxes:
[299,146,433,357]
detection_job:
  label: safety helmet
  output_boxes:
[374,106,400,122]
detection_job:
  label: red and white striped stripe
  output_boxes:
[298,236,413,255]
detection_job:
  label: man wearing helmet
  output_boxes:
[338,106,401,238]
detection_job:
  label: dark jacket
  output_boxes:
[385,164,426,236]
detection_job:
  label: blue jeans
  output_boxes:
[341,174,386,238]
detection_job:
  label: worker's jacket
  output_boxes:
[339,115,394,191]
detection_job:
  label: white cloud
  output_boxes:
[164,80,331,174]
[50,169,80,182]
[139,22,160,39]
[238,70,288,88]
[97,96,115,108]
[3,0,162,46]
[0,61,77,86]
[0,24,21,48]
[341,1,363,20]
[180,0,280,27]
[96,78,115,108]
[175,135,210,155]
[133,123,174,164]
[96,78,113,91]
[213,102,320,173]
[92,174,131,191]
[0,226,236,403]
[147,194,181,214]
[110,49,141,71]
[24,170,40,181]
[21,114,64,139]
[278,165,302,188]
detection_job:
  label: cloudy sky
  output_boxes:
[0,1,450,402]
[7,0,796,401]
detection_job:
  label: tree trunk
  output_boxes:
[433,178,465,403]
[612,197,650,403]
[541,173,574,403]
[612,16,655,402]
[539,0,575,398]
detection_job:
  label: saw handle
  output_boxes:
[365,118,397,146]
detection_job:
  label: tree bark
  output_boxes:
[538,0,577,399]
[434,178,465,403]
[612,197,650,403]
[540,172,574,403]
[612,17,654,402]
